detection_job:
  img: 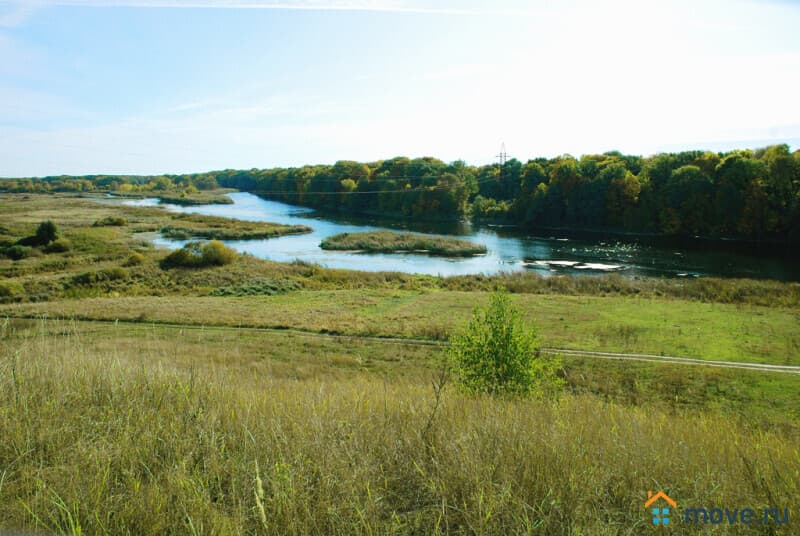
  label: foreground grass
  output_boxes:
[321,231,487,256]
[1,320,798,534]
[5,317,799,426]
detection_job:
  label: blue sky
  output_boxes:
[1,0,799,176]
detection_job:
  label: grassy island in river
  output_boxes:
[160,213,312,240]
[320,231,487,256]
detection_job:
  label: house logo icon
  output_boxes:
[645,491,677,526]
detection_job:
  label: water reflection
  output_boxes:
[124,192,798,280]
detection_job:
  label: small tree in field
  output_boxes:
[34,220,59,246]
[449,290,562,396]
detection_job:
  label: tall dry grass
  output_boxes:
[0,319,797,534]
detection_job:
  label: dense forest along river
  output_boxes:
[125,192,799,280]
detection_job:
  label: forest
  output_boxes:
[3,145,799,243]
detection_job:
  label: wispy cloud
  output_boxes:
[0,1,43,27]
[0,0,533,16]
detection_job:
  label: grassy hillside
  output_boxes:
[1,319,798,534]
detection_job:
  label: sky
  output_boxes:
[0,0,799,177]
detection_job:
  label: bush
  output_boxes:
[44,237,72,253]
[449,290,563,396]
[0,281,24,298]
[160,240,238,269]
[201,240,237,266]
[161,243,202,268]
[3,245,37,260]
[212,278,300,296]
[71,267,129,286]
[125,252,146,266]
[93,216,127,227]
[34,220,59,245]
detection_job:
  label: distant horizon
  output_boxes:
[2,137,797,179]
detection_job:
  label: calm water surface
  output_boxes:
[124,192,798,280]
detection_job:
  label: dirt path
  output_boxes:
[6,315,800,374]
[539,348,800,374]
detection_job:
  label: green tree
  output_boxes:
[149,176,174,191]
[666,165,713,234]
[35,220,59,245]
[449,290,562,396]
[520,161,547,194]
[193,175,218,191]
[714,152,764,234]
[606,171,641,226]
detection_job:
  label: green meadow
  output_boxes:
[5,290,799,364]
[1,193,799,534]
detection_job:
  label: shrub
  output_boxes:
[71,267,129,286]
[93,216,127,227]
[159,226,193,240]
[0,281,24,298]
[125,252,146,266]
[160,241,238,269]
[212,278,300,296]
[161,243,202,268]
[3,245,37,260]
[104,266,129,280]
[201,240,237,266]
[44,237,72,253]
[34,220,59,245]
[449,290,563,396]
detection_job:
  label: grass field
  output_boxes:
[4,290,798,364]
[1,318,798,534]
[1,192,799,534]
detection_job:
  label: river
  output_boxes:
[124,192,799,280]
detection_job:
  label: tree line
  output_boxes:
[0,174,220,194]
[3,145,799,243]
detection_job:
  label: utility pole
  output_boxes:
[496,142,508,195]
[496,142,508,167]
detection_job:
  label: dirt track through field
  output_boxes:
[6,315,800,375]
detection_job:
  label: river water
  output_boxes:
[125,192,798,280]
